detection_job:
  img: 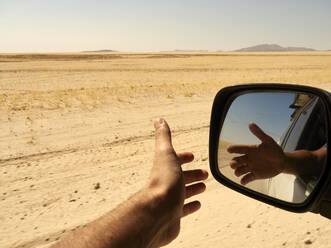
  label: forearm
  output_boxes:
[283,150,324,178]
[52,187,165,248]
[51,119,206,248]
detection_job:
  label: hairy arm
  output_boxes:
[52,188,166,248]
[51,118,208,248]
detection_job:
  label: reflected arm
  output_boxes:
[228,123,327,185]
[283,147,327,178]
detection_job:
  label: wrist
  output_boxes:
[283,152,298,176]
[122,188,166,248]
[135,185,180,248]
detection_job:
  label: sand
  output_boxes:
[1,52,331,248]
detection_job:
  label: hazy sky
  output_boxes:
[1,0,331,52]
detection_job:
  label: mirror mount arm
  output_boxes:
[320,197,331,219]
[308,93,331,219]
[311,171,331,219]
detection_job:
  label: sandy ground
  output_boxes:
[1,52,331,248]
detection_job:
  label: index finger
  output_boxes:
[227,144,256,154]
[177,152,194,165]
[183,169,208,184]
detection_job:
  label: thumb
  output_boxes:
[249,122,272,143]
[154,118,174,153]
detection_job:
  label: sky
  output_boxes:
[1,0,331,52]
[220,92,295,145]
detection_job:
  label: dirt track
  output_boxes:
[1,52,331,248]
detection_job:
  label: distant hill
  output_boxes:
[161,49,208,52]
[233,44,316,52]
[82,49,117,53]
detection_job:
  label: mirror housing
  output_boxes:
[209,83,331,218]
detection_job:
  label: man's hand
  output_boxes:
[227,122,285,185]
[147,118,208,246]
[52,118,208,248]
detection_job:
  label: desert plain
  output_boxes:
[1,52,331,248]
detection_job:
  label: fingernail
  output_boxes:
[154,118,164,129]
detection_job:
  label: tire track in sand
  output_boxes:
[0,124,209,166]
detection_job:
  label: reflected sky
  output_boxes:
[220,92,296,145]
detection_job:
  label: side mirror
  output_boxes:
[209,84,331,219]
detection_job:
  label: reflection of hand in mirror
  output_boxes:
[227,123,285,185]
[227,123,326,185]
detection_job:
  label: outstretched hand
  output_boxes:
[147,118,208,246]
[227,122,285,185]
[52,118,208,248]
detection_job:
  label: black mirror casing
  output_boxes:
[209,83,331,217]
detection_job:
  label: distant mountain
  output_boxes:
[162,49,208,52]
[233,44,316,52]
[82,49,117,53]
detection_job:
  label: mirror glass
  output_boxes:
[218,91,327,203]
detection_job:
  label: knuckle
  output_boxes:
[156,145,177,157]
[157,146,175,155]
